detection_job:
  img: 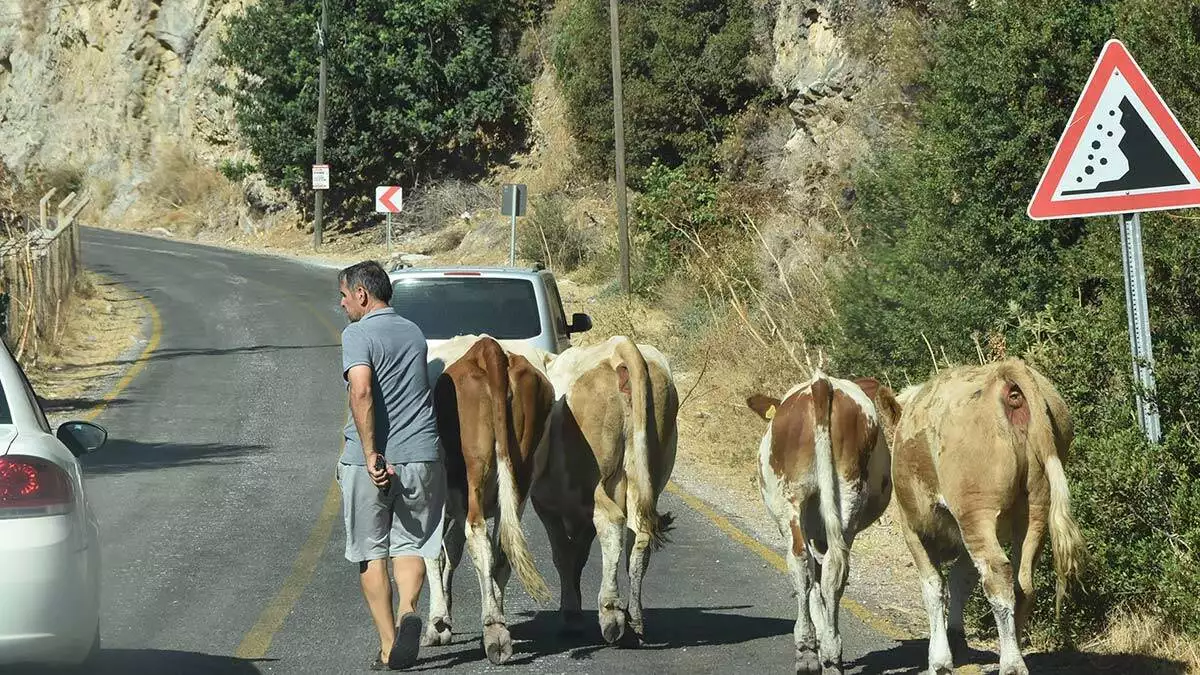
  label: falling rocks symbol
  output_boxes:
[1063,96,1189,196]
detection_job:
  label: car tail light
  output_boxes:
[0,456,74,518]
[443,271,481,276]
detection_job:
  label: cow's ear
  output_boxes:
[875,386,903,429]
[746,394,781,421]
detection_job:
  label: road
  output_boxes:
[60,228,908,673]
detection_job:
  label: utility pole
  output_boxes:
[313,0,329,249]
[608,0,630,295]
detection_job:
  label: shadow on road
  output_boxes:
[0,650,271,675]
[408,605,792,670]
[81,438,267,476]
[848,639,1189,675]
[38,396,134,415]
[57,343,340,371]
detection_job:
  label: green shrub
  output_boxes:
[217,159,258,183]
[553,0,765,184]
[827,0,1200,643]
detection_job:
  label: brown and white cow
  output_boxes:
[422,335,556,664]
[531,336,678,645]
[746,372,899,674]
[890,359,1085,675]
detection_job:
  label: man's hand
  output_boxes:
[365,452,391,488]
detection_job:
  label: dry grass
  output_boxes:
[127,145,244,238]
[1079,610,1200,674]
[26,272,147,413]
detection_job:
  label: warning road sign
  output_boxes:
[1028,39,1200,220]
[375,186,402,213]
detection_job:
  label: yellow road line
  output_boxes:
[235,479,342,659]
[236,289,345,660]
[664,481,911,642]
[82,295,163,424]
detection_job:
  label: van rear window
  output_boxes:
[390,278,541,340]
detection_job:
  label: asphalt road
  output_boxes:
[56,228,908,674]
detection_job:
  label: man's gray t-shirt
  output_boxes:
[340,307,440,465]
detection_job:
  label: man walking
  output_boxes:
[336,261,445,671]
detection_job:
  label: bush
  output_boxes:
[553,0,765,184]
[518,194,595,271]
[219,0,534,221]
[828,0,1200,644]
[217,159,257,183]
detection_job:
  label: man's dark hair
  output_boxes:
[339,260,393,303]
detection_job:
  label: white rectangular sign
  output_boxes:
[312,164,330,191]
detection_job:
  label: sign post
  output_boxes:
[501,184,527,267]
[1029,39,1200,443]
[374,186,403,256]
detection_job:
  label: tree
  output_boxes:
[219,0,533,221]
[553,0,764,185]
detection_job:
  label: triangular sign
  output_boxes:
[1028,39,1200,220]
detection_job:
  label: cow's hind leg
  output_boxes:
[960,513,1027,675]
[901,525,953,675]
[623,502,657,646]
[594,502,627,645]
[785,517,820,674]
[947,554,978,663]
[423,489,466,647]
[463,488,511,665]
[1012,502,1047,646]
[536,505,594,636]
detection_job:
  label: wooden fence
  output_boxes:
[0,189,89,364]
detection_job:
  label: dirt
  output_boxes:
[26,271,151,421]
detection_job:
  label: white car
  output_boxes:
[0,341,108,668]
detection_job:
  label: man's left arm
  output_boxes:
[347,365,387,486]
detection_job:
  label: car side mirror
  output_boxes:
[568,313,592,334]
[57,421,108,457]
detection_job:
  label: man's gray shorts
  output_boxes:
[337,461,446,562]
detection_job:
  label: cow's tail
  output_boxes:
[611,337,674,550]
[481,338,551,604]
[1004,362,1085,618]
[810,373,848,586]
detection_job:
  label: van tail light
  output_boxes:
[0,456,74,518]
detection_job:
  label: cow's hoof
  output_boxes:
[999,658,1029,675]
[820,660,843,675]
[599,607,626,645]
[795,647,821,674]
[422,618,453,647]
[483,623,513,665]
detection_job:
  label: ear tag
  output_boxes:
[765,405,777,421]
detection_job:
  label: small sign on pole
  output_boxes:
[1028,39,1200,444]
[375,186,403,256]
[312,164,330,191]
[502,184,527,266]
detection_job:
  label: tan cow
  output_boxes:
[746,372,899,674]
[531,336,678,645]
[422,335,556,664]
[890,359,1085,675]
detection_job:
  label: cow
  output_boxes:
[531,336,678,646]
[746,372,900,674]
[889,359,1086,675]
[421,334,557,664]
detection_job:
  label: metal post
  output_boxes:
[312,0,329,249]
[1119,212,1161,443]
[609,0,630,295]
[386,212,392,257]
[509,189,517,267]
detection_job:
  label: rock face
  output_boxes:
[0,0,250,220]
